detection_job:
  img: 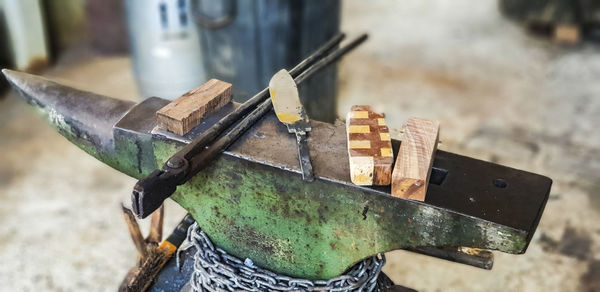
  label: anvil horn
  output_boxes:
[2,69,135,152]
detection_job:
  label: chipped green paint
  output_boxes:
[27,95,528,279]
[151,139,527,279]
[6,69,547,281]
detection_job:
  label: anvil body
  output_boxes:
[3,70,551,280]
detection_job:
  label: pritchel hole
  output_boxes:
[493,178,508,188]
[429,167,448,185]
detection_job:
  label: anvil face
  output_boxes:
[3,70,551,280]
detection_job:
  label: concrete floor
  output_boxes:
[1,1,599,291]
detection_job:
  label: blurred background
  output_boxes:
[1,0,599,291]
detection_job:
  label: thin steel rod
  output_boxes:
[184,98,274,181]
[178,33,346,160]
[294,34,368,85]
[183,34,369,180]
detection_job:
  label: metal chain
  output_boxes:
[180,223,392,292]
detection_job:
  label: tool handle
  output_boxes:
[296,133,314,182]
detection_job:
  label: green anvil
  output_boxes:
[2,70,551,280]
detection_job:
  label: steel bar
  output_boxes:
[294,34,368,85]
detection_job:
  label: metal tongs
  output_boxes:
[132,33,368,218]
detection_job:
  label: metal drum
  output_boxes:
[191,0,341,122]
[125,0,207,100]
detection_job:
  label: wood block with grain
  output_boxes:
[156,79,232,135]
[346,105,394,186]
[391,117,440,201]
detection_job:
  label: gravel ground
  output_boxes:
[1,1,599,291]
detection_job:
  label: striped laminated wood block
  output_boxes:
[346,105,394,186]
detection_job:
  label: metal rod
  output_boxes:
[294,34,368,85]
[184,98,274,182]
[183,34,369,183]
[288,33,346,77]
[176,33,346,161]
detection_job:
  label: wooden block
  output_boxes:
[392,117,440,201]
[346,105,394,186]
[156,79,232,135]
[553,24,580,45]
